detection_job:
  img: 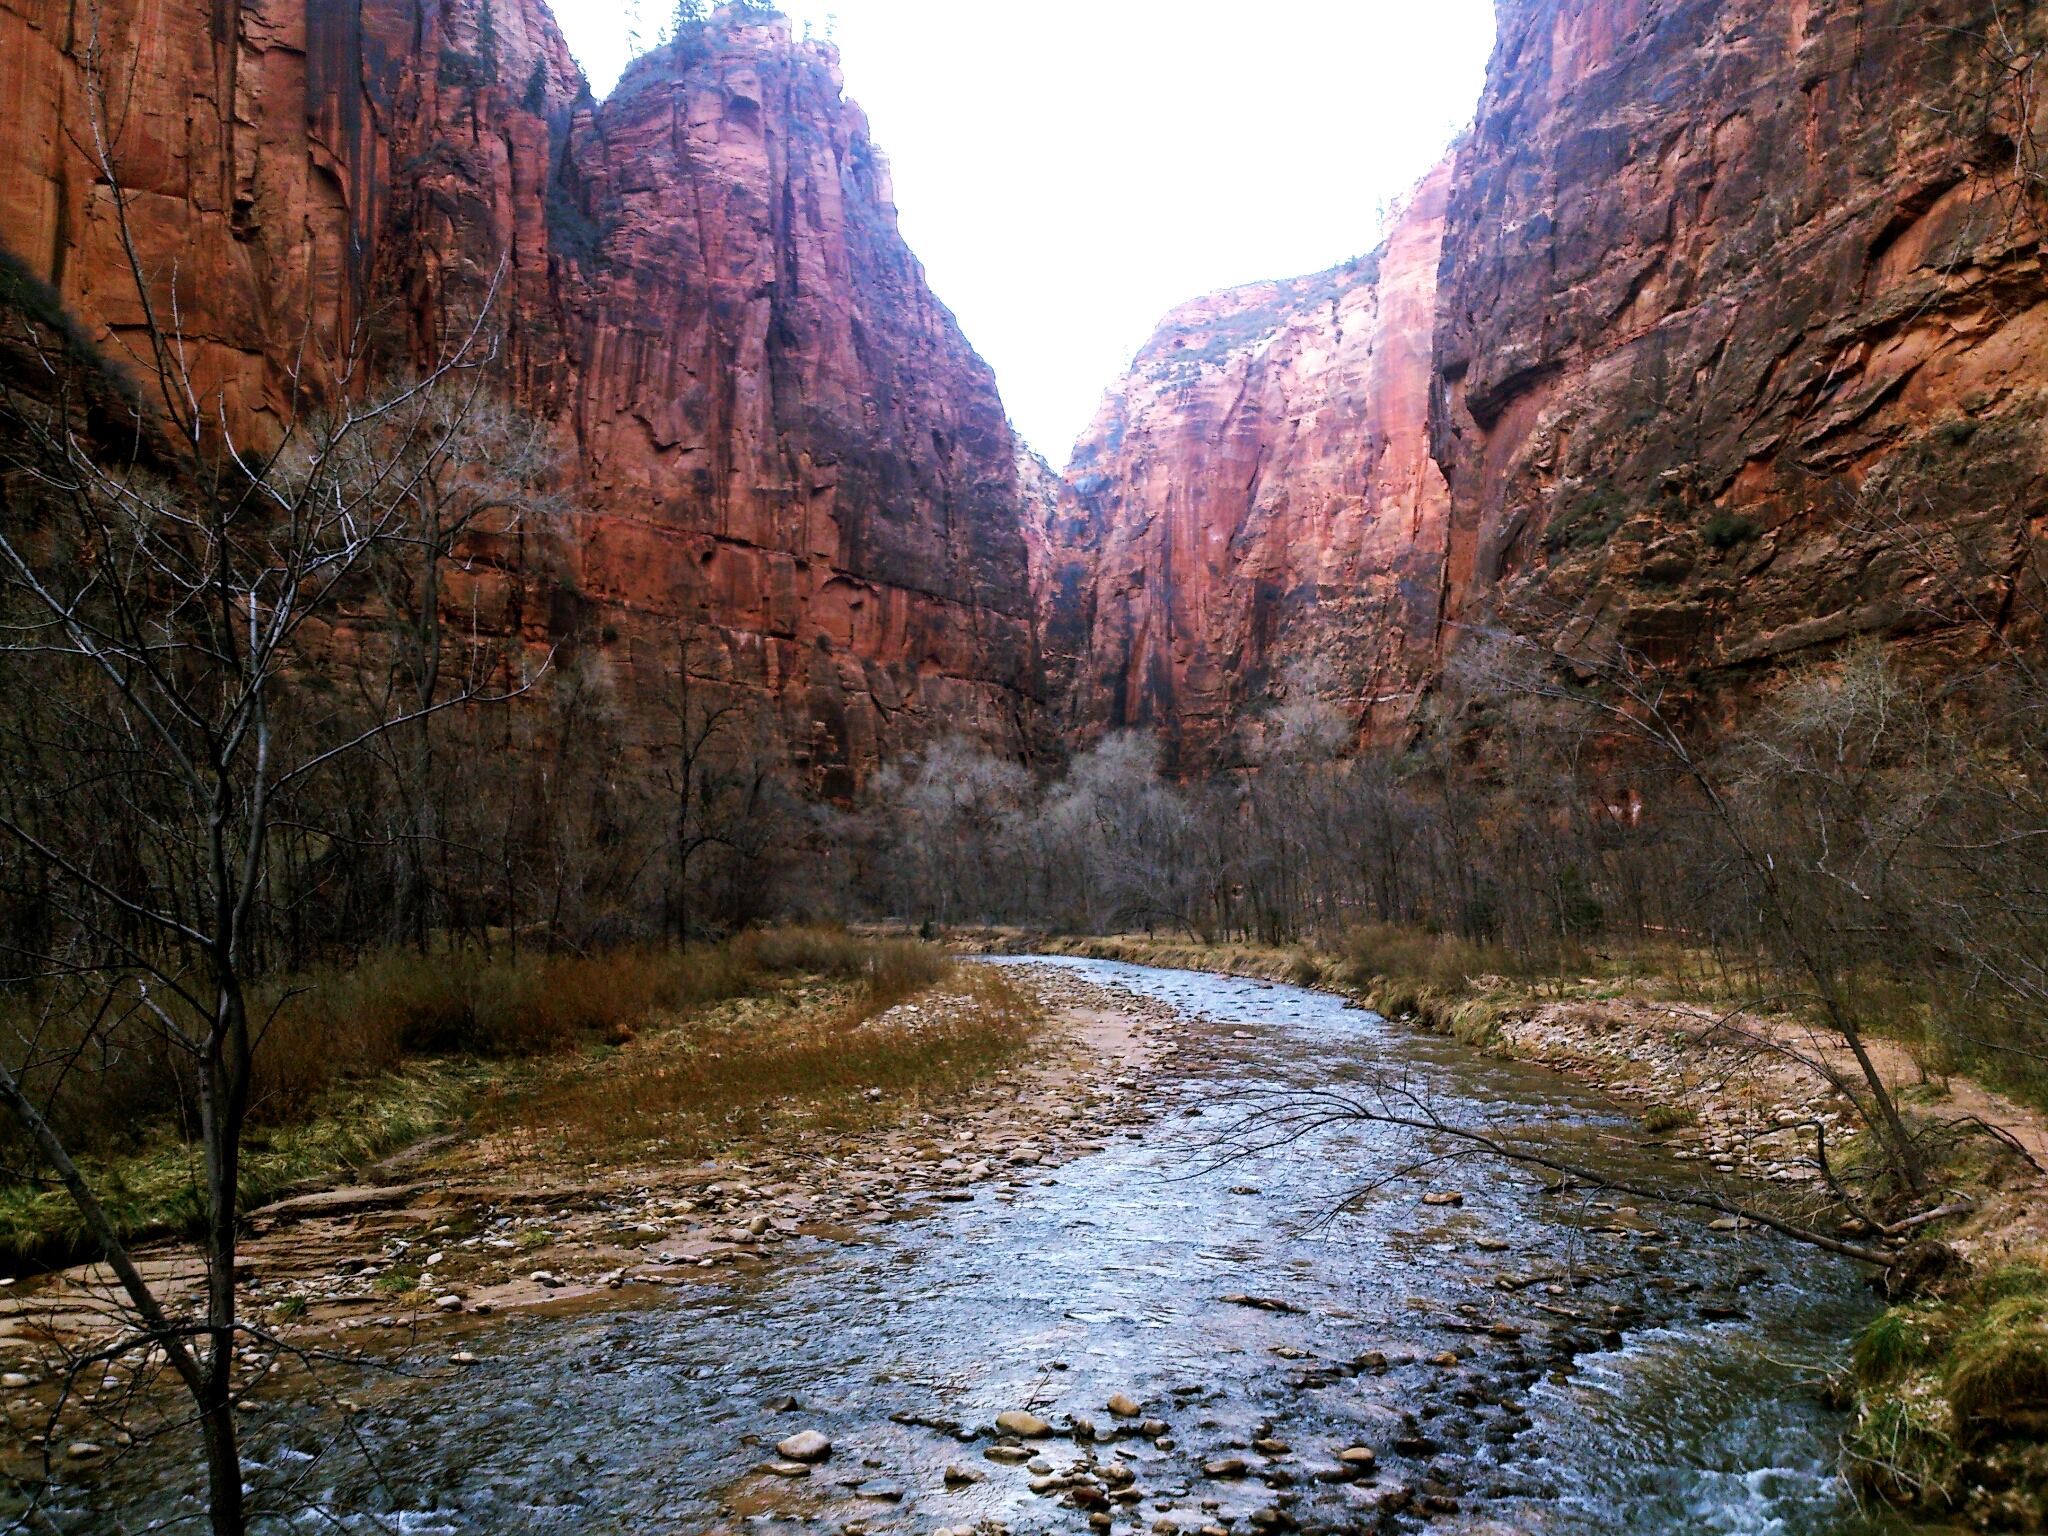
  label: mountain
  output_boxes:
[1054,165,1454,764]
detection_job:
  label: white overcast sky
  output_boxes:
[547,0,1499,464]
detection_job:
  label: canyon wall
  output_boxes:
[1060,0,2048,757]
[1432,0,2048,684]
[1058,164,1455,763]
[0,0,1043,792]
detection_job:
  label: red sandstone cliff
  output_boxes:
[0,0,1042,791]
[1058,0,2048,757]
[1431,0,2048,680]
[1057,164,1454,762]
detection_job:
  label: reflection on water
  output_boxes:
[62,959,1910,1534]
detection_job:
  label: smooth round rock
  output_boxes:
[775,1429,832,1463]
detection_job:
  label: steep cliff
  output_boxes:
[1432,0,2048,682]
[1057,0,2048,758]
[0,0,1043,791]
[1058,164,1454,762]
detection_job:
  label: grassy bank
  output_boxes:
[0,929,1019,1271]
[1849,1260,2048,1530]
[477,956,1038,1165]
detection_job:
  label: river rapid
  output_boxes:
[68,959,1911,1535]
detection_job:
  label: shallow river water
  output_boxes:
[75,959,1912,1534]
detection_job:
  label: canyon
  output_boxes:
[2,0,2045,773]
[1051,0,2048,760]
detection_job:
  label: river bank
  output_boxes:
[0,961,1183,1494]
[960,929,2048,1530]
[51,956,1897,1535]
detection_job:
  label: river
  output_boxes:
[62,958,1909,1534]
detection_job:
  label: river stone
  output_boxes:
[775,1430,832,1463]
[995,1409,1052,1438]
[1422,1191,1465,1207]
[943,1463,983,1486]
[434,1294,463,1312]
[1107,1392,1142,1417]
[1203,1457,1249,1478]
[65,1442,102,1460]
[1337,1445,1376,1467]
[761,1460,810,1479]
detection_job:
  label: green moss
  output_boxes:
[1848,1261,2048,1517]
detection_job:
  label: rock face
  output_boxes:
[1059,0,2048,756]
[555,22,1040,789]
[1431,0,2048,682]
[0,0,1041,790]
[1057,164,1454,763]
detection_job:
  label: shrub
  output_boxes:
[1641,1103,1697,1134]
[1702,511,1761,549]
[1333,922,1514,993]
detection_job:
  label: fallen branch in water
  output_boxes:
[1203,1077,1902,1267]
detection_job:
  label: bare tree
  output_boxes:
[0,33,549,1532]
[1449,621,1943,1199]
[344,389,565,953]
[653,620,744,941]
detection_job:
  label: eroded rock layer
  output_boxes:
[1432,0,2048,680]
[0,0,1042,790]
[1058,164,1454,762]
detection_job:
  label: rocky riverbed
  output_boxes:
[29,960,1909,1534]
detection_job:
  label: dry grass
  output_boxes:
[0,928,977,1268]
[482,961,1040,1162]
[1329,922,1518,994]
